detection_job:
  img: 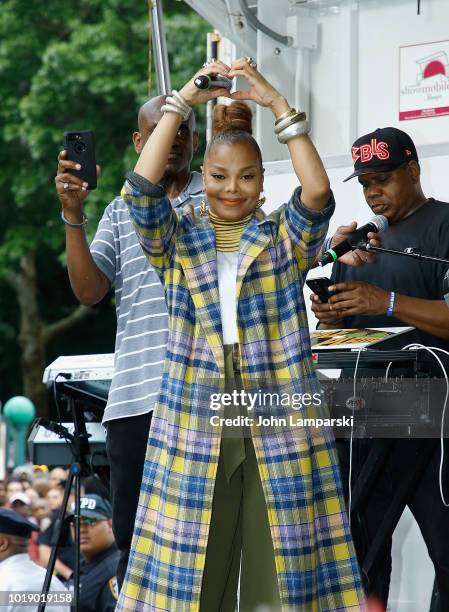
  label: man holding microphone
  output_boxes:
[312,126,449,611]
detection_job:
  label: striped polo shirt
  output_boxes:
[91,171,203,423]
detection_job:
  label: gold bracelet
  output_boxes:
[274,107,297,125]
[274,112,307,134]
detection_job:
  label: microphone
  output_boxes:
[194,74,233,91]
[37,418,73,441]
[318,214,388,266]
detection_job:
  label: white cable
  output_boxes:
[348,348,363,516]
[417,345,449,507]
[384,361,393,382]
[427,346,449,508]
[401,343,449,507]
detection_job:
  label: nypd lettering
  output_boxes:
[80,498,98,510]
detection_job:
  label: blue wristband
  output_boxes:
[386,291,396,317]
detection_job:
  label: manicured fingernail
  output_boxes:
[82,182,88,188]
[82,186,87,191]
[328,285,335,292]
[76,164,81,170]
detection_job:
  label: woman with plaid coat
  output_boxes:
[116,58,365,611]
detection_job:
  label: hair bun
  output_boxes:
[212,102,253,136]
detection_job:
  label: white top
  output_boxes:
[216,251,239,345]
[0,553,68,612]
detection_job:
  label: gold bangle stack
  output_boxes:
[274,108,298,125]
[274,107,310,143]
[274,109,307,134]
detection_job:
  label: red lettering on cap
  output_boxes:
[352,146,360,162]
[360,144,373,163]
[353,139,390,164]
[375,140,390,160]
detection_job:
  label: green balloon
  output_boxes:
[3,396,36,427]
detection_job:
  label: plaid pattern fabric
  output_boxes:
[116,173,365,611]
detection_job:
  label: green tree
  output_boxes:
[0,0,209,416]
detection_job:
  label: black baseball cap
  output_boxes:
[344,127,419,182]
[70,494,112,520]
[0,507,39,538]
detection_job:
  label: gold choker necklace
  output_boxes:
[209,210,252,252]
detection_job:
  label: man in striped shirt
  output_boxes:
[55,96,203,587]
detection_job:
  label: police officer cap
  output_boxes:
[0,508,39,538]
[73,494,112,520]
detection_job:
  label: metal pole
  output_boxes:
[147,0,152,97]
[150,0,171,95]
[206,32,220,141]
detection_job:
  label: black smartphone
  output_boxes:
[63,130,97,190]
[306,277,332,303]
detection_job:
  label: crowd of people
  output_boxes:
[1,466,68,562]
[0,467,119,611]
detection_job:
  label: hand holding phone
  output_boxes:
[63,131,97,190]
[305,277,332,303]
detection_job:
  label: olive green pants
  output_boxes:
[200,346,281,612]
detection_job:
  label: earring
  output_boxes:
[256,194,266,209]
[199,199,208,216]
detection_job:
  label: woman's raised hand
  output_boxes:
[178,57,288,117]
[228,57,287,114]
[179,60,232,106]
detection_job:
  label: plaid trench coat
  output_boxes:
[117,172,365,612]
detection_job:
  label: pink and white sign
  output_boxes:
[399,40,449,121]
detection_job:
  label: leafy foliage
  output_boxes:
[0,0,209,404]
